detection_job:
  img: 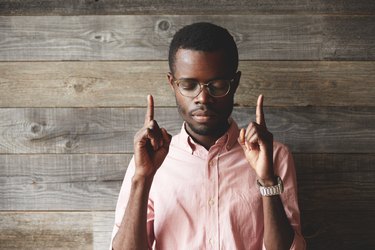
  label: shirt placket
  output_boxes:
[206,146,220,249]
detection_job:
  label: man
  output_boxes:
[111,22,305,250]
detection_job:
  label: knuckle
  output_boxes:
[148,120,155,127]
[247,122,256,129]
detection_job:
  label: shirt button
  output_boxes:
[208,198,214,206]
[209,238,213,245]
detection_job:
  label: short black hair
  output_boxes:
[168,22,238,75]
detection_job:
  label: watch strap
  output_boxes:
[257,176,284,196]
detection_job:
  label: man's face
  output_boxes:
[168,49,240,138]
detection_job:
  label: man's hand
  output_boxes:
[134,95,172,179]
[238,95,275,184]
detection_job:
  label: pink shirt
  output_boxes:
[111,121,306,249]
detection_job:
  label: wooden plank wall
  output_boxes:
[0,1,374,249]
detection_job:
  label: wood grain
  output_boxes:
[1,0,375,15]
[0,154,129,210]
[302,210,375,250]
[0,211,114,250]
[0,15,374,61]
[0,107,373,154]
[1,153,374,211]
[295,153,375,211]
[1,61,374,107]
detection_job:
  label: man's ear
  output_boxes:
[232,71,241,93]
[167,72,175,91]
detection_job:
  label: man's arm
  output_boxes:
[112,95,171,250]
[260,178,294,249]
[238,95,294,250]
[112,176,153,250]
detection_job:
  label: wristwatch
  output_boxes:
[257,176,284,196]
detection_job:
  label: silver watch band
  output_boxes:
[257,176,284,196]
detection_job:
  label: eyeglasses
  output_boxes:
[172,77,234,98]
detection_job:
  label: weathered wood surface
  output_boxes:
[0,211,114,250]
[1,0,375,15]
[1,153,373,211]
[1,61,374,107]
[0,107,373,154]
[1,15,374,61]
[302,210,375,250]
[0,154,129,210]
[295,153,375,212]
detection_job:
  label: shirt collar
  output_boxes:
[178,118,239,154]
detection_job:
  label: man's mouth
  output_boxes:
[191,110,217,123]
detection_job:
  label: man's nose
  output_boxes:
[194,85,213,104]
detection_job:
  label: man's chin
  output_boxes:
[188,123,212,136]
[186,121,224,136]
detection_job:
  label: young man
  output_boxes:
[111,22,306,250]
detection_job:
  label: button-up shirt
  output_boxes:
[111,121,306,249]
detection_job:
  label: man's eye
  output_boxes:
[180,81,197,90]
[211,80,228,89]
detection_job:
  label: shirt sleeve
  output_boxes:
[109,156,155,250]
[262,142,306,250]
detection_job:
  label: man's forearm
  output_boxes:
[112,176,153,250]
[262,194,294,250]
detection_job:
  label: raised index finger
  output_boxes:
[144,94,154,126]
[256,94,267,127]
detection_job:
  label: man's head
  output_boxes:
[168,22,238,75]
[167,22,241,144]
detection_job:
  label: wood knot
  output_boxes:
[74,84,84,93]
[157,20,171,31]
[64,135,79,151]
[30,122,45,134]
[65,140,73,149]
[31,124,41,133]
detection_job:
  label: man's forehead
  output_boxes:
[174,49,227,68]
[173,49,232,79]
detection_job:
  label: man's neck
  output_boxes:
[185,123,230,150]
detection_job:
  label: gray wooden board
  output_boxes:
[0,107,373,154]
[1,0,375,15]
[0,154,129,210]
[1,155,109,210]
[0,15,374,60]
[0,211,114,250]
[1,153,373,211]
[295,153,375,212]
[1,61,374,107]
[301,210,375,250]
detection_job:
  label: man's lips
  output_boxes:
[191,110,217,123]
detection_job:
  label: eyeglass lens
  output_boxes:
[177,79,230,97]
